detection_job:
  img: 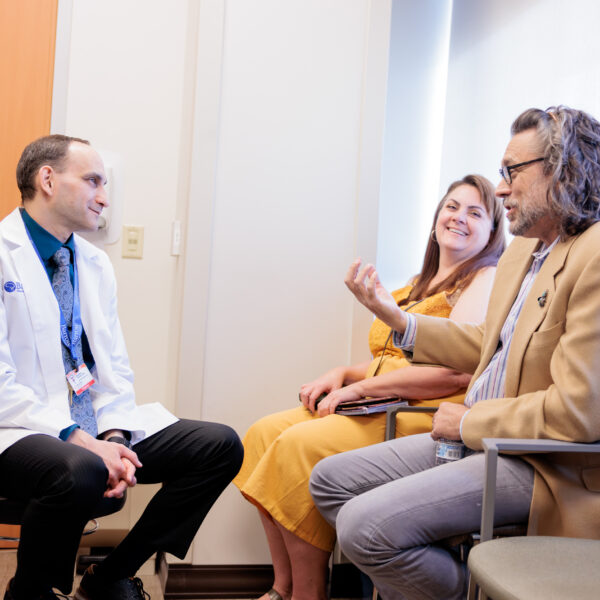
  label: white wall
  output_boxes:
[440,0,600,190]
[376,0,452,291]
[53,0,197,536]
[178,0,392,564]
[380,0,600,293]
[61,0,190,414]
[54,0,392,565]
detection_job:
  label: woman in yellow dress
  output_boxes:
[234,174,506,600]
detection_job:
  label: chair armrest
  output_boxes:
[483,438,600,454]
[385,404,438,441]
[479,438,600,542]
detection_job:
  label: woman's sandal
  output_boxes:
[266,588,284,600]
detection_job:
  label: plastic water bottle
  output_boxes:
[435,438,466,465]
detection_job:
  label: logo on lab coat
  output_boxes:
[3,281,24,293]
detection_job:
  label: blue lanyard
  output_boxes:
[25,231,84,365]
[58,259,83,365]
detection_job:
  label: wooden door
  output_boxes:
[0,0,58,217]
[0,0,58,546]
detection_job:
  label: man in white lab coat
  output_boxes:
[0,135,243,600]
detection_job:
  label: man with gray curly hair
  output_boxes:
[310,105,600,599]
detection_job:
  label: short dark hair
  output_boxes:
[511,106,600,238]
[16,134,90,201]
[409,174,506,302]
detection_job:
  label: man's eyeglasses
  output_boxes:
[499,157,544,184]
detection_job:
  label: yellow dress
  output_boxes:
[233,285,466,551]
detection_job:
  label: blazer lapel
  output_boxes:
[474,239,537,380]
[504,237,574,397]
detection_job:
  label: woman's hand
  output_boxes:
[345,259,407,333]
[316,384,363,417]
[299,367,347,414]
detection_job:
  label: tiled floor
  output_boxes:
[0,550,164,599]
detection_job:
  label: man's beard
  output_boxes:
[508,201,550,236]
[507,182,552,238]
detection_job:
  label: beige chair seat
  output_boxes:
[468,536,600,600]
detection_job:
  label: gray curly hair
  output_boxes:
[511,106,600,238]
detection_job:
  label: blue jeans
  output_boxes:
[310,433,533,600]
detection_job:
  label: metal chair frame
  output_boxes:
[469,437,600,600]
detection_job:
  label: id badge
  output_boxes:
[66,364,95,396]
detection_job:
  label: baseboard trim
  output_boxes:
[165,564,274,599]
[165,563,371,599]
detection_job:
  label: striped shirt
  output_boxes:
[394,237,558,409]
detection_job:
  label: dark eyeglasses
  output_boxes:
[499,157,544,184]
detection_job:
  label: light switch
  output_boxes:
[171,220,181,256]
[122,226,144,259]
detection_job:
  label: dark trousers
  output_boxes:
[0,419,243,596]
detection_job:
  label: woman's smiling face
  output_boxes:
[434,184,493,261]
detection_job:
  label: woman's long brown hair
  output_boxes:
[406,174,505,304]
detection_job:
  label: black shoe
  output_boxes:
[74,564,150,600]
[4,579,69,600]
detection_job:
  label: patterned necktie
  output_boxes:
[51,248,98,437]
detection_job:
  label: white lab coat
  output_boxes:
[0,208,177,453]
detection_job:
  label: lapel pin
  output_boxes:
[537,290,548,307]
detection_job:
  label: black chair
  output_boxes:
[0,493,126,542]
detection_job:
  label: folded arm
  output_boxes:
[316,365,471,416]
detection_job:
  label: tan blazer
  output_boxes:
[409,222,600,538]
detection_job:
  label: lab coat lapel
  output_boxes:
[1,209,65,392]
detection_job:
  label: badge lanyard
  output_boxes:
[56,259,83,365]
[25,236,83,366]
[25,230,93,395]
